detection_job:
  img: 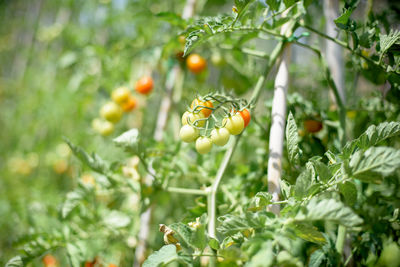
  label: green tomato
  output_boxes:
[210,127,230,146]
[100,102,123,123]
[179,125,199,143]
[92,118,114,136]
[377,242,400,267]
[222,114,244,135]
[195,136,212,154]
[181,111,205,127]
[211,52,225,67]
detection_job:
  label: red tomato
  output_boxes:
[239,109,251,127]
[122,96,137,112]
[135,76,154,95]
[42,254,57,266]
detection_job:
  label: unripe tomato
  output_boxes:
[179,125,199,143]
[122,96,137,112]
[42,254,57,266]
[135,76,153,95]
[239,108,251,127]
[211,52,225,67]
[210,127,230,146]
[181,111,206,127]
[195,136,213,154]
[186,54,207,74]
[377,242,400,267]
[178,35,186,45]
[223,114,245,135]
[191,98,213,117]
[111,86,130,104]
[92,118,115,136]
[304,119,323,133]
[100,102,123,123]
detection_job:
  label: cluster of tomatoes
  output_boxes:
[179,96,251,154]
[92,76,154,136]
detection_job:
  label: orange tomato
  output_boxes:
[135,76,153,95]
[122,96,137,112]
[186,54,206,74]
[304,120,323,133]
[42,254,57,266]
[108,264,118,267]
[191,98,213,117]
[239,109,251,127]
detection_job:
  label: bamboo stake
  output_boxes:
[134,1,196,266]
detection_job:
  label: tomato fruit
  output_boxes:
[210,127,230,146]
[191,98,213,117]
[195,136,213,154]
[92,118,115,136]
[181,111,206,127]
[122,96,137,112]
[100,102,123,123]
[42,254,57,266]
[186,54,207,74]
[178,35,186,45]
[304,119,323,133]
[211,52,225,67]
[111,86,130,104]
[239,108,251,127]
[179,125,199,143]
[377,242,400,267]
[135,76,154,95]
[223,114,245,135]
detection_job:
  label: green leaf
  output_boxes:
[65,139,110,175]
[266,0,280,11]
[379,30,400,61]
[349,147,400,183]
[103,210,131,228]
[208,238,220,250]
[5,256,24,267]
[234,0,251,13]
[66,243,84,267]
[309,249,326,267]
[246,241,274,267]
[311,160,332,183]
[143,245,179,267]
[295,198,363,227]
[169,220,207,251]
[338,181,357,206]
[113,128,140,153]
[217,211,275,235]
[286,112,302,164]
[294,170,312,200]
[248,192,273,211]
[156,12,187,28]
[289,221,326,244]
[342,121,400,158]
[61,189,86,218]
[334,8,354,28]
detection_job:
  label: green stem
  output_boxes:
[336,225,347,256]
[166,187,207,195]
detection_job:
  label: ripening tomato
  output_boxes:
[186,54,207,74]
[111,86,130,104]
[304,119,323,133]
[239,108,251,127]
[100,102,123,123]
[195,136,213,154]
[210,127,230,146]
[42,254,57,266]
[181,111,206,127]
[223,114,245,135]
[108,264,118,267]
[179,125,199,143]
[191,98,213,117]
[122,96,137,112]
[135,76,154,95]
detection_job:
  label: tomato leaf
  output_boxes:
[286,112,302,165]
[288,221,326,244]
[338,181,357,206]
[5,256,24,267]
[294,169,312,200]
[143,245,179,267]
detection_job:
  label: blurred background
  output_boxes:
[1,0,399,265]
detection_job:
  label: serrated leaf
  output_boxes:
[143,245,179,267]
[379,30,400,61]
[248,192,273,211]
[311,160,332,183]
[266,0,280,11]
[113,128,140,152]
[65,139,110,174]
[246,241,274,267]
[338,181,357,206]
[217,211,275,235]
[66,243,84,267]
[295,198,362,227]
[309,249,326,267]
[289,222,326,244]
[342,121,400,158]
[349,146,400,183]
[103,210,131,228]
[286,112,302,164]
[5,256,24,267]
[61,190,85,218]
[234,0,251,13]
[169,222,206,250]
[294,170,312,200]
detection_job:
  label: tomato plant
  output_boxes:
[2,0,400,267]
